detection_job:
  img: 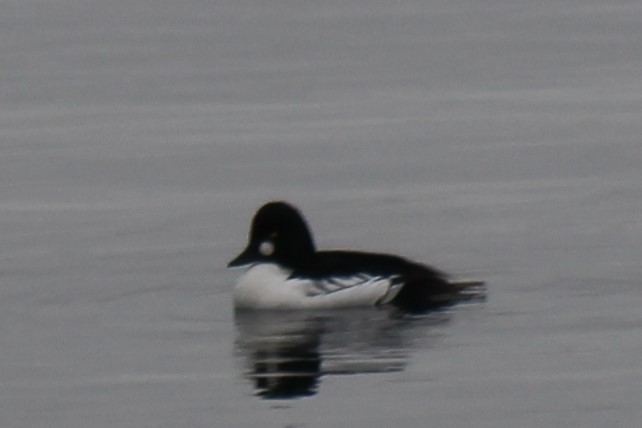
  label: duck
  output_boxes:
[228,201,483,312]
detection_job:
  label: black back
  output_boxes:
[293,250,453,312]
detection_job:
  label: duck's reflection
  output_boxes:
[234,309,451,399]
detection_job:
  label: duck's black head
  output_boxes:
[228,201,316,270]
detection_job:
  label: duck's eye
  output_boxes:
[259,241,275,256]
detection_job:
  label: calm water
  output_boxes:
[2,1,642,427]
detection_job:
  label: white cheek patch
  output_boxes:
[259,241,275,256]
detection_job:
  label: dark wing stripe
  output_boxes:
[303,274,398,297]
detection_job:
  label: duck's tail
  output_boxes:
[447,278,485,288]
[392,275,486,313]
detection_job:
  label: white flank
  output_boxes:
[233,264,401,310]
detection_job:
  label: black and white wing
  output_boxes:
[301,273,405,305]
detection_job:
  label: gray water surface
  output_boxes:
[2,1,642,427]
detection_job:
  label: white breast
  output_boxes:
[232,264,402,310]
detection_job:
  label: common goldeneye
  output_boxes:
[228,201,483,312]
